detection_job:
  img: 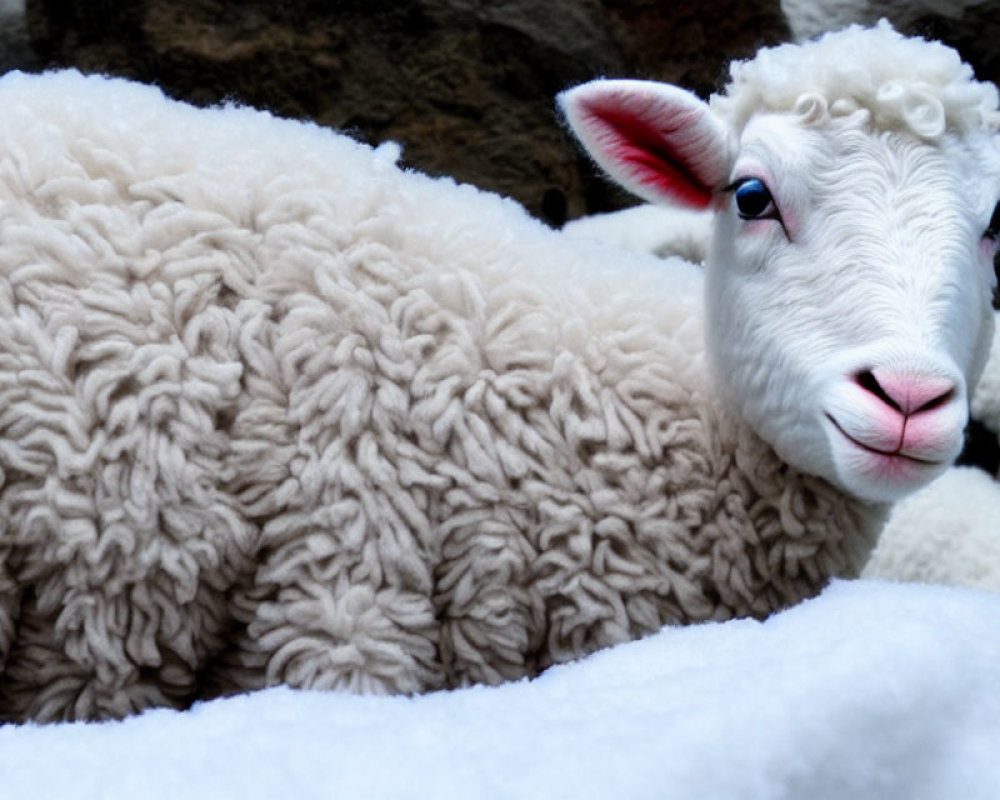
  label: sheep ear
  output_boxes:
[559,79,733,209]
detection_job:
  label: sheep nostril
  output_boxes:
[915,388,955,414]
[854,369,902,412]
[853,368,958,416]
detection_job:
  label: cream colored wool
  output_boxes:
[0,71,882,722]
[863,467,1000,591]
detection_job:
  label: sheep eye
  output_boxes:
[733,178,776,220]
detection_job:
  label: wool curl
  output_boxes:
[710,20,1000,141]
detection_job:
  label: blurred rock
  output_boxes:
[0,0,39,72]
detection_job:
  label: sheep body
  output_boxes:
[0,69,882,721]
[1,21,997,723]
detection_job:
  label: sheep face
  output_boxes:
[707,111,998,502]
[559,78,999,504]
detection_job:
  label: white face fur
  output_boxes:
[560,78,1000,504]
[706,113,998,502]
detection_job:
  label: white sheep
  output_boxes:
[0,22,997,723]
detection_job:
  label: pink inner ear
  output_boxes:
[578,96,719,209]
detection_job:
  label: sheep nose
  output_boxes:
[853,368,957,416]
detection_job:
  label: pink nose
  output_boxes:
[854,368,956,416]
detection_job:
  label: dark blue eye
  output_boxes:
[734,178,775,220]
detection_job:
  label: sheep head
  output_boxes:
[559,24,1000,504]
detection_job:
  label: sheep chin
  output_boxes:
[823,424,953,504]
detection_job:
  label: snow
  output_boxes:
[1,579,999,800]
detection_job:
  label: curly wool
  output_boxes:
[711,21,1000,141]
[0,71,884,722]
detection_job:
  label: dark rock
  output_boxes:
[0,1,39,72]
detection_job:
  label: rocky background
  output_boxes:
[0,0,998,225]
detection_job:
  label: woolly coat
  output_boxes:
[0,71,883,722]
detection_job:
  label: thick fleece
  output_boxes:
[0,70,881,722]
[863,467,1000,592]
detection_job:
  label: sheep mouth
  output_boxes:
[824,414,942,467]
